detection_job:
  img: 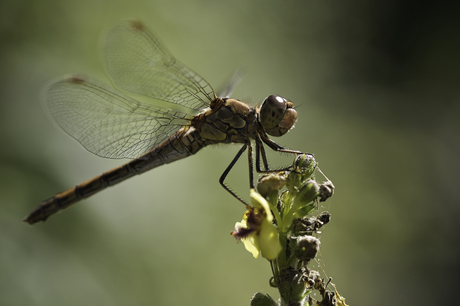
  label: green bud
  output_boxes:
[294,154,317,180]
[286,170,302,192]
[280,190,292,205]
[287,154,317,192]
[250,292,278,306]
[294,203,316,219]
[294,180,320,207]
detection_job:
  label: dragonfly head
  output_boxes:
[259,95,298,137]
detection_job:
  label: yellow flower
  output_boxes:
[231,189,282,260]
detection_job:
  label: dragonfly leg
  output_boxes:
[219,142,251,206]
[255,135,303,173]
[247,141,255,189]
[255,136,270,172]
[259,132,303,155]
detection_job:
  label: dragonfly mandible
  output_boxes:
[24,20,301,224]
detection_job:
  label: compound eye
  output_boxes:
[259,95,287,129]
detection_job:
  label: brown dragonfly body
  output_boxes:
[24,20,300,224]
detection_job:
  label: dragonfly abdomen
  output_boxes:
[128,126,204,173]
[23,164,137,224]
[24,127,206,224]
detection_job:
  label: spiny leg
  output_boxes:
[219,137,308,206]
[219,142,251,206]
[259,132,303,155]
[255,135,302,174]
[255,136,270,172]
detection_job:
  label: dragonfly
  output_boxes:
[24,20,301,225]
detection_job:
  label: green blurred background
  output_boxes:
[1,0,459,305]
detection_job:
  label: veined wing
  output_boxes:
[103,19,217,111]
[46,76,194,159]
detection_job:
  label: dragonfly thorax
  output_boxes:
[193,98,257,145]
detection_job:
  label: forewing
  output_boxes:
[103,19,216,111]
[46,76,193,159]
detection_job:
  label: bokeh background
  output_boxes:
[1,0,459,305]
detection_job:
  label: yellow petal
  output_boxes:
[250,189,273,222]
[258,219,282,260]
[242,235,260,258]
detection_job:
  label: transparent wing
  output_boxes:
[46,76,193,159]
[218,69,245,99]
[103,19,217,111]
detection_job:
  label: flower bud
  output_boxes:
[294,180,320,207]
[286,170,302,192]
[257,173,286,198]
[292,236,321,261]
[294,154,317,180]
[292,212,331,235]
[286,154,315,191]
[250,292,278,306]
[294,203,317,218]
[319,180,335,202]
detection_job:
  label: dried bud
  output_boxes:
[257,173,286,198]
[292,212,331,234]
[319,180,335,202]
[292,235,321,261]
